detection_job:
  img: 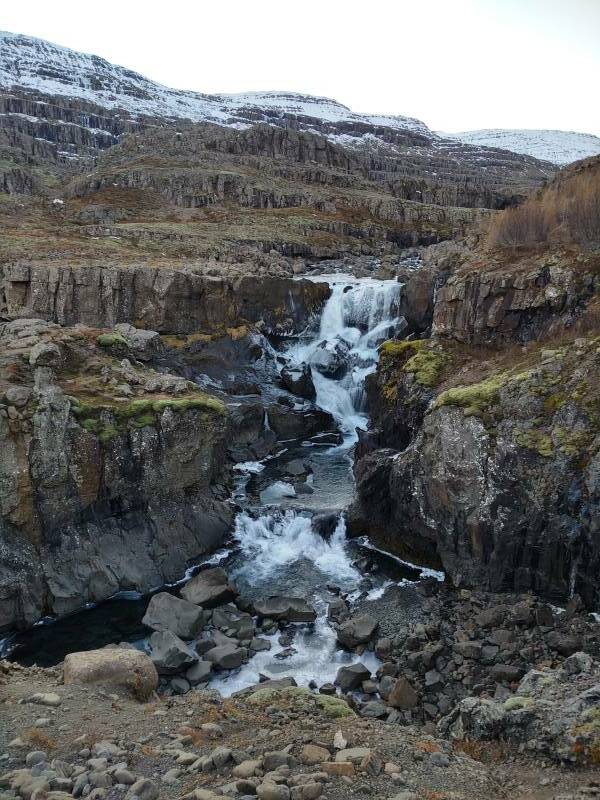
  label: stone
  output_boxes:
[387,678,418,710]
[335,663,371,692]
[180,567,237,608]
[63,647,157,697]
[171,677,191,694]
[489,664,525,683]
[250,637,272,652]
[210,746,232,769]
[212,604,254,638]
[257,783,290,800]
[4,386,31,407]
[185,660,213,685]
[263,751,291,770]
[25,751,47,766]
[233,759,262,778]
[333,730,347,750]
[335,747,371,764]
[360,700,388,718]
[321,761,354,777]
[253,596,317,623]
[301,745,330,765]
[205,644,247,669]
[547,631,583,656]
[142,592,206,638]
[148,631,198,674]
[280,364,316,400]
[126,778,159,800]
[113,769,136,785]
[27,693,62,707]
[453,641,482,659]
[336,615,378,649]
[29,341,61,367]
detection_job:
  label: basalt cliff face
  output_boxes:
[350,242,600,607]
[0,318,238,631]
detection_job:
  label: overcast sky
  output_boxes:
[2,0,599,135]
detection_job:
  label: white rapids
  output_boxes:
[286,275,404,438]
[212,274,408,696]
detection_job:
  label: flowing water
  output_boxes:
[4,274,436,690]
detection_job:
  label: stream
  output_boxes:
[4,274,440,693]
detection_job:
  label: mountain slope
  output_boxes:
[0,30,431,137]
[445,128,600,166]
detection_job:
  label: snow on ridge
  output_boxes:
[0,30,431,137]
[443,128,600,166]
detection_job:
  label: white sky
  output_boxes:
[2,0,599,135]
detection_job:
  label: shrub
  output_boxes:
[96,333,129,349]
[488,160,600,249]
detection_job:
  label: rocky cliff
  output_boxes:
[1,263,330,335]
[349,336,600,608]
[0,319,234,631]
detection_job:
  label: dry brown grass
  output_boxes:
[24,728,56,750]
[453,738,507,763]
[415,739,441,753]
[488,162,600,249]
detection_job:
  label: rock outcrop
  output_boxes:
[0,319,233,631]
[0,264,330,335]
[349,336,600,608]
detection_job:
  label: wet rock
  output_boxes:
[148,631,198,674]
[212,604,255,639]
[180,567,237,608]
[253,596,317,623]
[335,663,371,692]
[205,644,247,669]
[142,592,206,638]
[185,660,213,685]
[267,405,337,441]
[311,340,349,379]
[336,614,379,649]
[280,364,316,400]
[312,512,339,541]
[284,459,309,477]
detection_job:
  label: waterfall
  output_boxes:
[286,275,403,438]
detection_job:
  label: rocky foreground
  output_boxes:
[3,561,600,800]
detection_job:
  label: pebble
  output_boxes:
[28,692,62,707]
[25,751,47,766]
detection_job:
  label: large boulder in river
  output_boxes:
[253,596,317,623]
[212,604,255,639]
[142,592,207,638]
[311,339,350,379]
[148,631,198,674]
[205,644,247,669]
[267,405,337,441]
[280,364,316,400]
[180,567,237,608]
[63,648,158,696]
[336,614,379,649]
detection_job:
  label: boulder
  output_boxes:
[280,364,316,400]
[387,677,418,710]
[253,596,317,623]
[312,512,340,541]
[148,631,198,674]
[212,604,254,639]
[335,663,371,692]
[205,644,247,669]
[63,648,158,696]
[180,567,237,608]
[185,660,213,685]
[311,340,350,379]
[114,323,164,361]
[336,614,379,649]
[267,405,337,441]
[142,592,206,638]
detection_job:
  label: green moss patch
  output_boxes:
[96,333,129,349]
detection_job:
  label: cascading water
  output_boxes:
[4,272,431,687]
[212,275,408,694]
[285,275,403,437]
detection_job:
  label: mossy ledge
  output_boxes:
[71,393,226,443]
[379,339,449,401]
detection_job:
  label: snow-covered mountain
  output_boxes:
[0,30,431,138]
[444,129,600,166]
